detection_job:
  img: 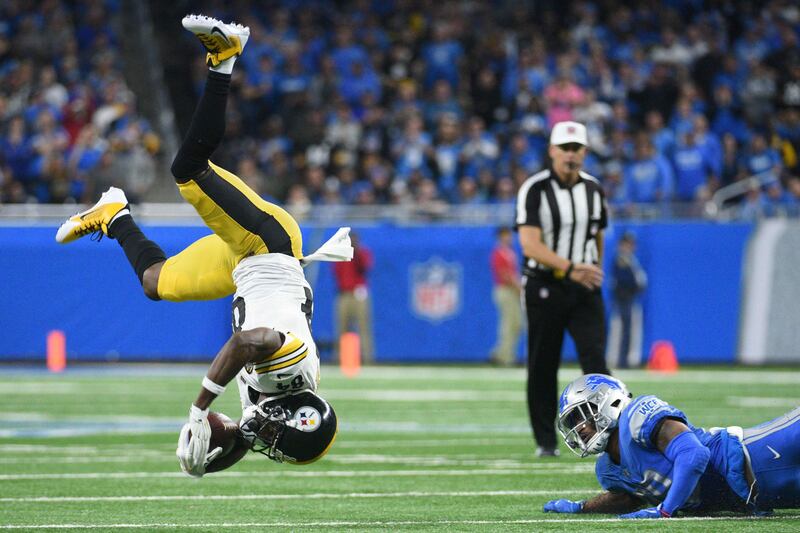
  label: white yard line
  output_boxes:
[1,515,798,528]
[0,439,530,453]
[0,444,100,453]
[0,466,593,481]
[726,396,800,408]
[0,454,582,467]
[0,489,589,503]
[0,456,168,464]
[0,383,82,394]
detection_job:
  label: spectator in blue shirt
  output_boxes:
[459,116,500,178]
[241,54,278,134]
[422,23,464,90]
[390,80,424,128]
[645,110,675,159]
[0,116,34,185]
[672,131,716,202]
[424,80,463,129]
[719,133,745,187]
[691,115,723,177]
[276,51,312,103]
[603,160,628,209]
[744,132,782,179]
[712,54,747,96]
[432,113,463,200]
[711,84,751,144]
[330,24,369,76]
[668,97,698,138]
[338,59,381,109]
[734,24,771,65]
[498,132,541,177]
[392,113,434,181]
[520,44,552,96]
[623,134,674,203]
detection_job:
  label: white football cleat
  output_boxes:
[181,14,250,69]
[55,187,129,243]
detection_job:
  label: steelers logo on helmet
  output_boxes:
[293,406,321,432]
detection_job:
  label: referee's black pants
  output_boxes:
[524,274,610,450]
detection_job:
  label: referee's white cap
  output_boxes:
[550,121,588,147]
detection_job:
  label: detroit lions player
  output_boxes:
[56,15,350,476]
[543,374,800,518]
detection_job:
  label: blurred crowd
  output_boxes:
[3,1,800,219]
[0,0,160,204]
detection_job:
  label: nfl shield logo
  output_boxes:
[410,257,462,322]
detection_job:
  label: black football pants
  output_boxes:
[524,275,610,450]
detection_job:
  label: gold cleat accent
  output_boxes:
[55,187,129,243]
[181,14,249,67]
[205,35,243,67]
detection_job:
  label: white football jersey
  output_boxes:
[231,254,320,403]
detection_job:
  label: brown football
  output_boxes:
[187,411,248,472]
[207,411,240,456]
[187,412,238,454]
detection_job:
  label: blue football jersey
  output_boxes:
[595,395,751,513]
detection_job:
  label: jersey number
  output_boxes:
[233,288,312,332]
[276,375,306,391]
[635,469,672,501]
[232,296,246,332]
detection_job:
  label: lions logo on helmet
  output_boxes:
[239,391,337,464]
[557,374,632,457]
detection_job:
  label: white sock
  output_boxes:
[110,208,130,225]
[210,56,237,75]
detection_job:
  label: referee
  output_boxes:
[515,121,611,457]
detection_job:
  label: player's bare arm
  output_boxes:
[194,328,285,410]
[177,327,283,477]
[582,491,644,514]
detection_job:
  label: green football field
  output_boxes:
[0,364,798,532]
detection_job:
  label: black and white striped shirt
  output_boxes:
[515,168,608,276]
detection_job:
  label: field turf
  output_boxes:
[0,364,798,532]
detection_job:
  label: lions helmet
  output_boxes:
[239,391,337,464]
[557,374,632,457]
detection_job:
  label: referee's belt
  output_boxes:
[524,268,565,282]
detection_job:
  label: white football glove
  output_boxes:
[175,405,222,478]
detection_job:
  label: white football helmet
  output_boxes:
[557,374,632,457]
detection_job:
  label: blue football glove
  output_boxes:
[543,499,584,513]
[619,504,670,519]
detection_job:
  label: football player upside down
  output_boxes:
[56,14,353,476]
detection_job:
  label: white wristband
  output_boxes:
[202,377,226,396]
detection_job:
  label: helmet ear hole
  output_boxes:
[611,399,621,407]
